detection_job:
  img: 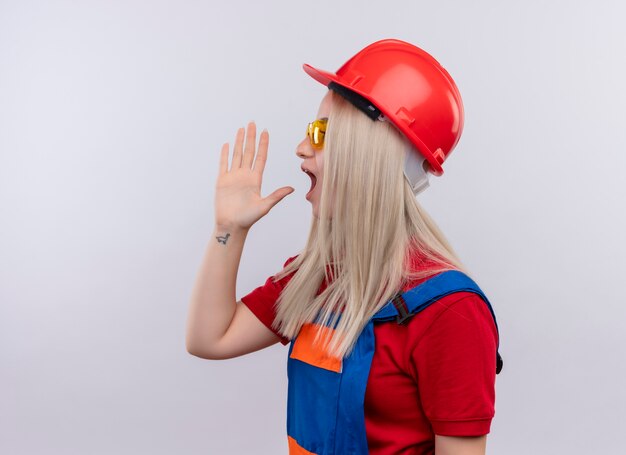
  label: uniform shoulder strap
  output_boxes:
[372,270,504,374]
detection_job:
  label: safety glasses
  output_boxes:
[306,118,328,150]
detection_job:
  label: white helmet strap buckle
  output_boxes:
[403,146,430,195]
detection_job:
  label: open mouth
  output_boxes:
[302,168,317,197]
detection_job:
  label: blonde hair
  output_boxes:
[273,91,469,358]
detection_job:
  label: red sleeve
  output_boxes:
[240,255,299,346]
[411,294,499,436]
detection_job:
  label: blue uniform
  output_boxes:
[286,270,502,454]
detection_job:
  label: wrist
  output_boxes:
[214,222,250,235]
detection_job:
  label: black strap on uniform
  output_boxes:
[390,291,504,375]
[391,293,413,325]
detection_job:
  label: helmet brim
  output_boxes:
[302,63,339,87]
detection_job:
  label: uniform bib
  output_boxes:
[286,270,502,455]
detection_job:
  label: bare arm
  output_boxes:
[435,435,487,455]
[185,122,294,359]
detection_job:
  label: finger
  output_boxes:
[262,186,295,212]
[253,129,269,175]
[242,121,256,169]
[231,127,245,170]
[219,143,229,175]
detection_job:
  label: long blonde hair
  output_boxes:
[273,91,469,358]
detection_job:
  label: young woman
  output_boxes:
[186,39,502,455]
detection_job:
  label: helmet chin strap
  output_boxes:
[403,146,430,195]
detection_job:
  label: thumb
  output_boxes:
[262,186,295,211]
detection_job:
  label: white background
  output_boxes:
[1,1,625,453]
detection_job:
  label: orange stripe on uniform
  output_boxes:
[288,435,317,454]
[289,323,343,373]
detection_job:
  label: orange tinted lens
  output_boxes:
[307,119,326,149]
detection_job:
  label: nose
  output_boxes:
[295,136,314,159]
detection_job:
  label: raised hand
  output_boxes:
[214,122,294,231]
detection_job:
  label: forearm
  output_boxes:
[185,224,249,355]
[186,122,291,356]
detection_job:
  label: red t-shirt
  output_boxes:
[240,254,498,454]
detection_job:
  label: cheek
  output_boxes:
[315,152,324,180]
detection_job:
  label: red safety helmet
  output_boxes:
[303,39,464,176]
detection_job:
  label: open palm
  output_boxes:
[215,122,294,230]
